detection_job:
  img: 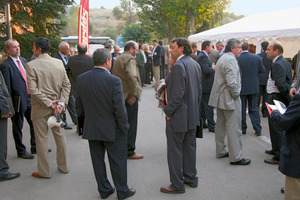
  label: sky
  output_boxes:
[74,0,300,16]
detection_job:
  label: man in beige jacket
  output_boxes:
[26,38,71,178]
[113,41,143,159]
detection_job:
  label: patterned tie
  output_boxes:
[16,59,30,94]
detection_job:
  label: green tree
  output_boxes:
[132,0,231,43]
[112,6,123,19]
[0,0,74,60]
[121,23,152,44]
[120,0,138,24]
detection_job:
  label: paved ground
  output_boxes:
[1,85,285,200]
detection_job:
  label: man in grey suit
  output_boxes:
[76,48,135,200]
[209,38,251,166]
[237,41,265,136]
[160,38,202,194]
[0,71,20,181]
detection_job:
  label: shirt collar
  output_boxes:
[94,66,111,73]
[177,54,184,61]
[273,55,281,63]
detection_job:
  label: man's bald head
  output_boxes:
[77,43,88,54]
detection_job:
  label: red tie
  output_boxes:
[16,59,30,94]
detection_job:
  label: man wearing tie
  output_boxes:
[54,42,76,129]
[0,39,35,159]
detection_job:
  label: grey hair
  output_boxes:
[93,48,111,66]
[225,38,241,53]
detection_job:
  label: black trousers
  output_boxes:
[88,128,129,199]
[267,93,287,160]
[257,85,268,116]
[200,93,215,130]
[62,94,77,124]
[126,101,138,157]
[0,118,9,174]
[11,106,35,154]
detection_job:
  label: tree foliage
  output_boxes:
[132,0,231,43]
[121,23,152,44]
[0,0,74,60]
[112,6,123,19]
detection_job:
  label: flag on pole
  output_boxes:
[78,0,89,54]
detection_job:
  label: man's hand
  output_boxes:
[1,112,12,118]
[50,100,60,110]
[127,96,137,106]
[289,87,297,98]
[166,115,171,121]
[212,63,216,70]
[56,104,64,114]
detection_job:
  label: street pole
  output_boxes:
[5,2,12,39]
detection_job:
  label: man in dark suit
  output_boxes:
[160,38,202,194]
[237,41,265,136]
[111,45,121,73]
[66,43,94,97]
[152,39,161,82]
[76,48,135,200]
[66,43,93,136]
[257,41,272,117]
[159,41,165,79]
[54,41,76,129]
[196,40,216,132]
[191,42,201,58]
[0,39,35,159]
[0,71,20,181]
[271,93,300,199]
[264,42,292,164]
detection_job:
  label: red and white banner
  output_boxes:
[78,0,89,54]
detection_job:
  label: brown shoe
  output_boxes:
[160,186,185,194]
[128,153,143,159]
[32,172,50,179]
[265,149,275,155]
[264,158,279,165]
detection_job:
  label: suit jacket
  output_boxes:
[272,93,300,178]
[209,49,219,65]
[164,55,202,132]
[76,67,129,141]
[65,54,94,96]
[270,55,293,105]
[111,52,121,69]
[26,53,71,120]
[0,57,30,113]
[209,52,241,110]
[237,51,265,95]
[112,51,142,100]
[153,45,161,66]
[196,51,215,94]
[257,51,272,86]
[0,71,14,115]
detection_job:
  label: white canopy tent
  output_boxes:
[188,8,300,58]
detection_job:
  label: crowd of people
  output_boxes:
[0,36,299,200]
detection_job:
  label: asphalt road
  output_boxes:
[0,85,285,200]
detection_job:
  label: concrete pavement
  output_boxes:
[0,85,285,200]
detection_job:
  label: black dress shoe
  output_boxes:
[101,188,115,199]
[31,149,52,154]
[184,179,198,188]
[255,132,261,136]
[264,157,279,165]
[281,187,285,194]
[18,152,34,159]
[203,123,208,129]
[218,152,229,158]
[0,172,20,181]
[265,149,275,155]
[230,158,251,165]
[118,188,136,200]
[208,128,215,133]
[64,124,72,130]
[160,186,185,194]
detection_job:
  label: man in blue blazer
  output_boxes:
[152,39,161,82]
[0,39,35,159]
[265,42,292,164]
[257,41,272,117]
[196,40,216,132]
[161,38,202,194]
[271,93,300,199]
[237,41,265,136]
[76,48,135,200]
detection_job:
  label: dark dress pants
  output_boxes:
[126,101,138,157]
[62,94,77,124]
[266,93,286,160]
[144,61,151,84]
[11,106,36,154]
[241,94,262,134]
[257,85,268,116]
[166,120,198,191]
[200,93,215,130]
[0,118,9,174]
[88,128,129,199]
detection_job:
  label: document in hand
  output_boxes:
[265,100,287,115]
